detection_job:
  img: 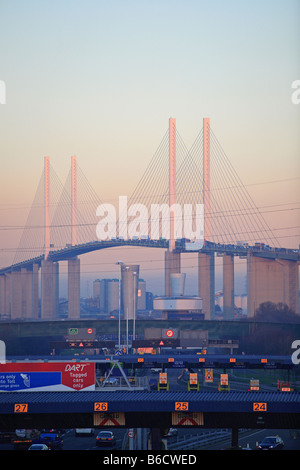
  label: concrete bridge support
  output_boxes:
[164,251,181,297]
[0,265,39,320]
[20,266,39,319]
[0,276,5,317]
[68,257,80,319]
[41,260,59,319]
[247,254,299,317]
[4,273,10,317]
[223,254,234,319]
[10,270,22,319]
[198,252,215,319]
[31,264,39,319]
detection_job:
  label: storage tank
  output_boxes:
[170,273,186,297]
[121,264,139,320]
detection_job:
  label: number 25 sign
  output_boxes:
[175,402,189,411]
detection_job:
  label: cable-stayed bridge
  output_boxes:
[0,118,299,321]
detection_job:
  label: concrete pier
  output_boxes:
[247,254,299,317]
[68,257,80,319]
[223,254,234,319]
[165,251,181,297]
[198,252,215,319]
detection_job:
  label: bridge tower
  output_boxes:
[165,118,181,296]
[198,118,215,319]
[41,156,59,319]
[68,155,80,319]
[71,155,77,246]
[44,156,51,259]
[203,117,211,241]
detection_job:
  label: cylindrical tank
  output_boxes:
[121,264,139,320]
[170,273,186,297]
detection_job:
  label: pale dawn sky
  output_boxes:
[0,0,299,294]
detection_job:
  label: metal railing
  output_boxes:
[168,429,231,450]
[96,375,150,390]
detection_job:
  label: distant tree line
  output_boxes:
[239,302,300,355]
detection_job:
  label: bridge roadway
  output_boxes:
[5,354,296,371]
[1,238,299,274]
[0,389,300,433]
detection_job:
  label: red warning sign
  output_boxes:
[205,369,213,383]
[94,413,125,426]
[172,412,204,426]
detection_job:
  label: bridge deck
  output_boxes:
[0,390,299,414]
[1,390,299,430]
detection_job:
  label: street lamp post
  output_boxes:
[133,272,137,342]
[116,261,123,349]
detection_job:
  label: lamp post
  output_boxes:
[116,261,123,349]
[124,266,129,353]
[133,272,137,342]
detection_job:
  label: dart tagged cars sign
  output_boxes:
[0,362,95,391]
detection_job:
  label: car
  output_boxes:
[28,444,49,450]
[39,433,63,450]
[166,428,178,438]
[96,431,116,447]
[257,436,284,450]
[75,428,94,437]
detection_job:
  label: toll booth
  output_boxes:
[279,381,292,392]
[218,373,230,392]
[249,379,259,391]
[188,373,199,391]
[205,369,213,384]
[158,372,169,391]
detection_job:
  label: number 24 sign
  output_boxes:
[253,402,267,412]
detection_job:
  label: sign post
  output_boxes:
[205,369,213,383]
[218,373,230,392]
[158,372,169,391]
[188,373,199,391]
[250,379,259,391]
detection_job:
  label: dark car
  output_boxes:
[39,433,63,450]
[257,436,284,450]
[96,431,116,447]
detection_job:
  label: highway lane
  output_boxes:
[51,427,300,450]
[201,428,300,450]
[63,428,126,450]
[0,427,298,450]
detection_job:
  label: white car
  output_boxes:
[75,428,94,436]
[28,444,49,450]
